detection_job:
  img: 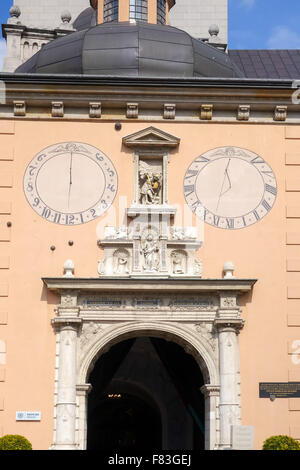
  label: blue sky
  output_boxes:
[0,0,299,64]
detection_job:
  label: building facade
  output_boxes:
[0,0,299,451]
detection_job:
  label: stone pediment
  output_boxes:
[123,127,180,148]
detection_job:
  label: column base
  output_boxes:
[50,443,79,450]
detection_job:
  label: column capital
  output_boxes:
[200,384,220,398]
[51,317,82,330]
[214,318,244,333]
[76,383,92,396]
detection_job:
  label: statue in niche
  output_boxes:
[139,170,162,205]
[114,250,130,275]
[141,234,160,272]
[171,251,186,274]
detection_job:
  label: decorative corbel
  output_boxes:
[274,105,287,121]
[89,102,102,118]
[200,104,213,120]
[126,103,139,119]
[237,104,250,121]
[51,101,64,118]
[163,103,176,120]
[13,100,26,116]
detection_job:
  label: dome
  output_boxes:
[16,21,243,78]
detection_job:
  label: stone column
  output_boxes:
[76,384,92,450]
[51,313,82,450]
[200,384,220,450]
[214,319,243,449]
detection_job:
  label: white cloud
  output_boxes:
[267,26,300,49]
[0,39,7,71]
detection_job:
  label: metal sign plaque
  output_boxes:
[16,411,41,421]
[259,382,300,398]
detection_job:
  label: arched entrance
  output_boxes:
[86,336,205,450]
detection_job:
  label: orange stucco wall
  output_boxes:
[0,119,299,449]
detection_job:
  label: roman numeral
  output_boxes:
[195,155,210,163]
[253,210,260,221]
[185,169,199,178]
[265,184,277,196]
[262,200,271,211]
[227,218,234,229]
[184,184,195,196]
[213,215,220,226]
[251,156,264,164]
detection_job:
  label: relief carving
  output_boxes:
[113,249,130,275]
[171,250,187,274]
[141,233,160,272]
[80,322,103,349]
[139,161,162,205]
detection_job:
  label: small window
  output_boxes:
[157,0,166,24]
[103,0,119,23]
[129,0,148,22]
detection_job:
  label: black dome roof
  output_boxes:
[16,21,243,78]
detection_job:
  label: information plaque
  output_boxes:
[259,382,300,398]
[16,411,41,421]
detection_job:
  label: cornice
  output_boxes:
[42,277,257,293]
[0,74,299,123]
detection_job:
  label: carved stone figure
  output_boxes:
[171,251,185,274]
[141,234,160,271]
[139,170,162,205]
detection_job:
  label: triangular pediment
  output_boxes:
[123,127,180,148]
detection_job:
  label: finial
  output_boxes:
[59,10,74,30]
[208,24,220,43]
[223,261,235,279]
[8,5,21,24]
[61,10,72,24]
[63,259,75,278]
[9,5,21,18]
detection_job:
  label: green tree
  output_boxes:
[263,435,300,450]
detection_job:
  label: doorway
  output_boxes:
[86,336,205,450]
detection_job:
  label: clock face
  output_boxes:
[23,142,118,225]
[184,146,277,230]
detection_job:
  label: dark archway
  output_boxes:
[87,336,205,450]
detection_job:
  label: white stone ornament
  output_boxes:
[184,146,277,230]
[223,261,235,279]
[63,260,75,278]
[23,142,118,225]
